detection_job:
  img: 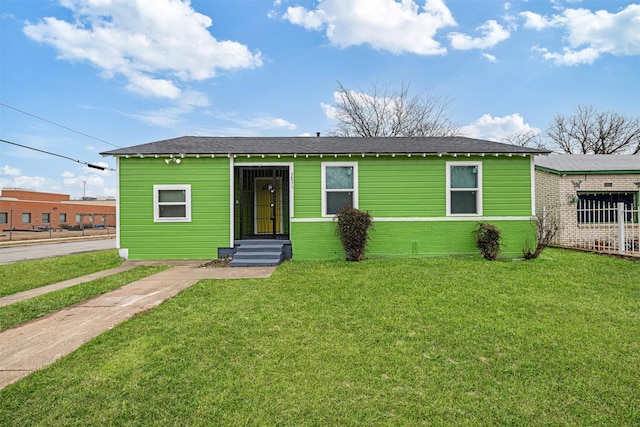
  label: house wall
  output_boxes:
[535,170,640,248]
[118,154,536,260]
[288,155,534,259]
[118,157,230,259]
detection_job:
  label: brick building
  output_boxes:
[0,188,116,231]
[534,155,640,253]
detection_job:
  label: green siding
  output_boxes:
[290,156,534,260]
[290,156,532,218]
[119,157,230,260]
[292,220,536,260]
[117,154,534,260]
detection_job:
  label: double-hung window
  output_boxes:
[446,162,482,215]
[154,185,192,222]
[322,163,358,216]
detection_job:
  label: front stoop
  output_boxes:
[229,240,286,267]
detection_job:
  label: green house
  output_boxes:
[101,136,548,265]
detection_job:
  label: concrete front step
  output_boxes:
[230,259,282,267]
[230,240,286,267]
[233,251,283,260]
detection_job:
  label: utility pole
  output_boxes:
[83,180,87,199]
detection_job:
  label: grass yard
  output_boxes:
[1,249,638,425]
[0,250,123,297]
[0,265,169,332]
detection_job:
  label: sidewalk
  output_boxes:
[0,262,276,389]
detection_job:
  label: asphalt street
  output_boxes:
[0,238,116,265]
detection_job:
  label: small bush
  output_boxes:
[335,206,374,261]
[475,222,501,260]
[523,209,560,260]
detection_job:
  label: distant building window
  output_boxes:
[42,213,50,224]
[0,212,7,224]
[59,213,67,224]
[153,185,192,222]
[76,214,82,224]
[577,192,636,223]
[446,162,483,215]
[22,213,31,224]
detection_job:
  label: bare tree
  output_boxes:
[503,130,548,150]
[547,104,640,154]
[327,81,459,137]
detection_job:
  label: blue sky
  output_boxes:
[1,0,638,198]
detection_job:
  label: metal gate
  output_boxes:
[234,166,290,240]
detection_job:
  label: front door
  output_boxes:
[255,177,282,234]
[234,166,290,240]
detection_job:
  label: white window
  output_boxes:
[22,213,31,224]
[154,185,192,222]
[446,162,482,215]
[322,163,358,216]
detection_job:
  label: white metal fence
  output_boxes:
[544,201,639,256]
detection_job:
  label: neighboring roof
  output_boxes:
[101,136,549,157]
[535,154,640,175]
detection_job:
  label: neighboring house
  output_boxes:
[534,155,640,254]
[0,188,116,231]
[101,136,548,264]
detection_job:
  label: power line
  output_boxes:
[1,139,116,171]
[0,102,122,149]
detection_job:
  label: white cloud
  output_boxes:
[23,0,262,99]
[448,20,510,50]
[321,102,338,119]
[127,90,210,127]
[521,4,640,65]
[0,174,61,193]
[482,52,497,62]
[1,165,21,176]
[282,0,456,55]
[460,113,541,142]
[239,116,297,130]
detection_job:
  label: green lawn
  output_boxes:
[0,250,123,297]
[1,249,638,425]
[0,265,169,332]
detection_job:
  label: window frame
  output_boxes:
[576,191,636,224]
[153,184,192,223]
[0,212,7,224]
[446,161,483,216]
[22,212,31,224]
[321,162,358,217]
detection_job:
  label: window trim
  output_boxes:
[153,184,192,223]
[576,191,636,224]
[446,161,483,216]
[321,162,358,217]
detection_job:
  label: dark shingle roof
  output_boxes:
[535,154,640,174]
[101,136,549,157]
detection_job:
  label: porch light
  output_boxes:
[572,180,582,189]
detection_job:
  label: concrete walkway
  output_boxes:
[0,262,276,389]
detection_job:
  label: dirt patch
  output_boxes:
[199,257,231,268]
